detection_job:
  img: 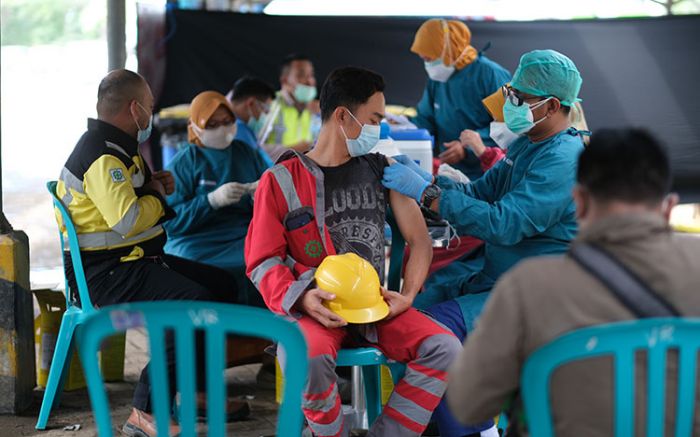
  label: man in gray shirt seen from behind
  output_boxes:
[447,128,700,436]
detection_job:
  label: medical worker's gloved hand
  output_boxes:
[382,162,430,203]
[245,180,260,195]
[207,182,248,209]
[392,154,433,183]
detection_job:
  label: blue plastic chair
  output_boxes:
[36,181,99,429]
[77,301,308,437]
[521,318,700,437]
[336,348,405,426]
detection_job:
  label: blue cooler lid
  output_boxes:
[389,128,432,141]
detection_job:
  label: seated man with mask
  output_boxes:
[448,128,699,435]
[164,91,268,307]
[56,70,241,436]
[246,66,462,437]
[264,53,321,161]
[227,76,276,167]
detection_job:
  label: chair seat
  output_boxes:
[336,347,389,367]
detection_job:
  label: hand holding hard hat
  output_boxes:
[314,253,391,324]
[298,287,348,328]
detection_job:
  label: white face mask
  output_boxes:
[489,121,520,149]
[192,123,237,150]
[423,20,471,83]
[424,60,455,83]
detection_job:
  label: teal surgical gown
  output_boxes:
[163,140,268,306]
[432,128,585,323]
[413,55,511,181]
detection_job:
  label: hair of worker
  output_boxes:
[96,69,147,118]
[577,128,671,204]
[319,66,385,122]
[230,76,276,102]
[280,53,312,77]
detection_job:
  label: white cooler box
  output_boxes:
[370,125,434,175]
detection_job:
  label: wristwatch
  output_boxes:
[421,184,442,209]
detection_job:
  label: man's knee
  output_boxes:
[442,333,464,367]
[418,332,463,372]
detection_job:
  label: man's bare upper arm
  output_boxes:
[389,189,429,245]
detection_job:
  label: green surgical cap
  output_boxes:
[511,49,582,106]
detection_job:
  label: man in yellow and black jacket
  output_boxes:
[56,70,243,436]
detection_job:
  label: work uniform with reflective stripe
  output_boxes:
[57,118,238,414]
[266,92,314,147]
[56,118,172,263]
[245,150,462,437]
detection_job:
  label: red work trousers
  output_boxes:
[282,308,462,437]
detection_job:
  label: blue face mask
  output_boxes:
[503,98,551,135]
[247,110,268,135]
[293,84,317,104]
[134,102,153,143]
[341,110,381,157]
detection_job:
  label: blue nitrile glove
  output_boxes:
[382,162,430,203]
[393,154,433,183]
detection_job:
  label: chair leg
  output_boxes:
[387,362,406,386]
[35,315,79,430]
[51,337,77,410]
[496,412,508,432]
[362,365,383,427]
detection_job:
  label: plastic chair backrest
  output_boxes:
[77,301,308,437]
[47,180,95,313]
[521,318,700,437]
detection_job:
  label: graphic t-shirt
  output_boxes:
[321,153,389,281]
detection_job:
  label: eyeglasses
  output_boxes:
[501,85,529,107]
[206,119,235,129]
[501,85,556,107]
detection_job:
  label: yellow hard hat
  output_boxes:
[314,253,389,324]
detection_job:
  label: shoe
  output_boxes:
[122,408,180,437]
[196,398,250,423]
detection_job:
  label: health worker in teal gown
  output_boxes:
[410,18,512,181]
[164,91,268,306]
[383,49,588,437]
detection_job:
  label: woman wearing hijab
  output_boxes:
[163,91,268,307]
[411,18,512,181]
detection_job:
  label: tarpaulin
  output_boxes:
[143,10,700,197]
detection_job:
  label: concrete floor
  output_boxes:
[0,328,279,437]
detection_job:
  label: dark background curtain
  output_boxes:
[139,10,700,197]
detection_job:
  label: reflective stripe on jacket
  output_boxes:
[245,150,337,315]
[56,118,168,256]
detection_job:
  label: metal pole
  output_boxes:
[0,81,9,233]
[107,0,127,71]
[350,366,368,429]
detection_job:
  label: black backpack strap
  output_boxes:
[569,243,680,318]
